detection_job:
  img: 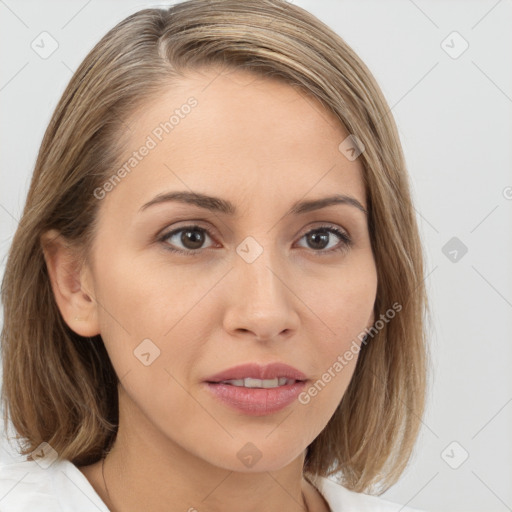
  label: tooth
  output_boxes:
[218,377,294,388]
[221,379,244,386]
[244,378,263,388]
[261,378,279,389]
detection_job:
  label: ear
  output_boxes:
[41,229,100,337]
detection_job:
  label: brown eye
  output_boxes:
[296,226,352,254]
[160,225,214,254]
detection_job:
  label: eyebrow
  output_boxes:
[139,191,368,216]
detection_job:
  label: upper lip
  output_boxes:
[205,362,307,383]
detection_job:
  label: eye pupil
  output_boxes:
[182,229,204,249]
[308,230,329,250]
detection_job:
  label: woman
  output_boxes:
[0,1,430,510]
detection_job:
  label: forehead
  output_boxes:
[103,67,366,216]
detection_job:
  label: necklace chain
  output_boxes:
[101,456,310,512]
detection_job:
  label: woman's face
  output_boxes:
[81,67,377,472]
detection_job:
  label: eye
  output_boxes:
[158,223,352,256]
[159,225,215,255]
[296,225,352,255]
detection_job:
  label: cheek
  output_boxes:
[91,256,205,433]
[91,250,215,397]
[301,258,377,344]
[93,252,195,338]
[90,254,170,375]
[295,333,361,439]
[295,260,376,414]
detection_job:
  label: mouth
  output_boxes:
[210,377,302,388]
[204,380,307,416]
[203,363,308,416]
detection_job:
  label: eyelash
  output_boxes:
[157,223,352,257]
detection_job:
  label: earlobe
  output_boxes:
[41,229,100,337]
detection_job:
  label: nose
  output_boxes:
[222,246,299,342]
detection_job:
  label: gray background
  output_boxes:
[1,1,511,511]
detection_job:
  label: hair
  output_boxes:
[1,0,430,495]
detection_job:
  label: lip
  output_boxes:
[205,362,307,382]
[204,362,308,416]
[205,382,307,416]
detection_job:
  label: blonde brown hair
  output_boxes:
[1,0,429,494]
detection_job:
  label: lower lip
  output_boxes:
[204,381,307,416]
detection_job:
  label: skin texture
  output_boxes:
[42,66,378,512]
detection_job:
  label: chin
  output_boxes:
[198,438,308,474]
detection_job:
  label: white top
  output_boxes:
[0,457,427,511]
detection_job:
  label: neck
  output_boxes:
[100,442,312,512]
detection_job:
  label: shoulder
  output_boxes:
[313,475,428,512]
[0,456,109,511]
[0,458,61,511]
